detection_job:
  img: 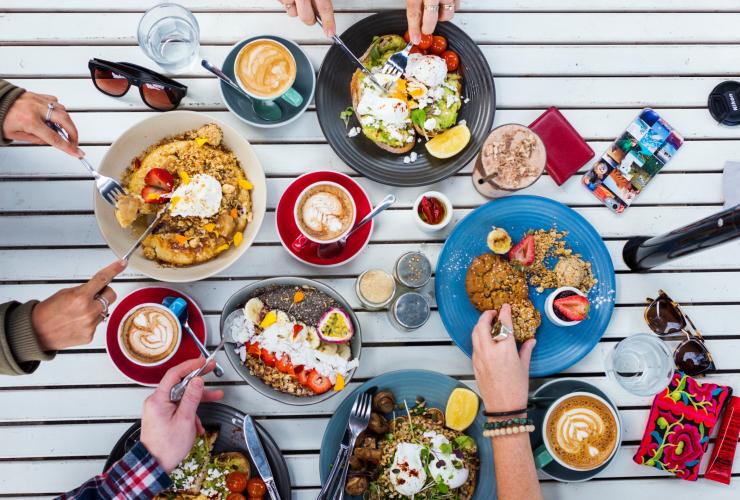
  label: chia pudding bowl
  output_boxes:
[220,277,362,405]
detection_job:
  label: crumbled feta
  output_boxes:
[347,127,361,138]
[403,152,419,164]
[464,97,470,104]
[423,118,437,131]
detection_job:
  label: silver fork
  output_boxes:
[380,42,413,85]
[46,121,126,206]
[317,391,373,500]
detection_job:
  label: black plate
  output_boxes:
[316,11,496,187]
[104,402,292,498]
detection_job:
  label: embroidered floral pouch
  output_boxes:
[633,372,732,480]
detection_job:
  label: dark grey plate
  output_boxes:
[529,379,622,482]
[221,35,315,128]
[104,402,292,498]
[316,11,496,187]
[221,277,362,406]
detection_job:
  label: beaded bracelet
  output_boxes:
[482,417,535,438]
[483,403,535,418]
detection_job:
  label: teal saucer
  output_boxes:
[220,35,315,128]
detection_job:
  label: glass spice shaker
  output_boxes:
[394,251,432,290]
[388,292,431,332]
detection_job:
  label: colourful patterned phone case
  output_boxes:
[633,372,732,481]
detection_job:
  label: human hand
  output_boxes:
[31,260,126,351]
[279,0,336,37]
[406,0,459,45]
[1,91,83,157]
[140,358,224,473]
[472,304,536,414]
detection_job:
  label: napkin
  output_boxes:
[633,372,732,481]
[529,107,594,186]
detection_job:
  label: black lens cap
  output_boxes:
[708,80,740,126]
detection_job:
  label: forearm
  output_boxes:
[58,442,172,499]
[0,300,55,376]
[0,80,25,144]
[491,433,542,500]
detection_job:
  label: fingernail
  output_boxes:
[117,259,128,269]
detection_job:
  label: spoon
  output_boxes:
[317,194,396,260]
[201,59,282,122]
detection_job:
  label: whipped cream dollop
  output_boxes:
[170,173,222,218]
[301,192,346,235]
[125,308,177,361]
[405,53,448,88]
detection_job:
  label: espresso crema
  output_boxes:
[121,306,180,364]
[235,39,296,98]
[546,395,618,470]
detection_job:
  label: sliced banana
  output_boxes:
[337,342,352,361]
[317,342,338,355]
[276,310,291,326]
[305,326,320,349]
[486,226,512,254]
[243,297,264,324]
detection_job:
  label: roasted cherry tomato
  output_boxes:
[307,370,332,394]
[404,30,411,43]
[226,494,246,500]
[417,33,433,50]
[260,350,276,367]
[275,353,294,375]
[247,478,267,497]
[441,50,460,71]
[226,472,248,493]
[297,368,311,386]
[247,342,261,358]
[409,45,425,55]
[430,35,447,55]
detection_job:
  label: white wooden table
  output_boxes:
[1,1,740,498]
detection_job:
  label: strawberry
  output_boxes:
[553,294,590,322]
[141,185,168,204]
[509,234,535,268]
[306,370,332,394]
[144,168,174,191]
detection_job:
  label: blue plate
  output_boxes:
[220,35,315,128]
[319,370,496,499]
[435,195,616,377]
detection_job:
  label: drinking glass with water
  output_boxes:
[606,333,674,397]
[138,3,200,73]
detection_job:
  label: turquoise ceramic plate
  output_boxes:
[436,196,616,377]
[319,369,496,499]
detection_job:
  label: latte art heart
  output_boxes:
[121,306,180,364]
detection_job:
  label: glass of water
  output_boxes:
[137,3,200,73]
[605,333,674,397]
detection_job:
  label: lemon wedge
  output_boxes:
[425,123,471,159]
[445,387,479,431]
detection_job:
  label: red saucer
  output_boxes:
[106,286,207,386]
[276,171,373,266]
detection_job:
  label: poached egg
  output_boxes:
[389,443,427,497]
[170,173,222,218]
[357,73,409,127]
[425,432,470,490]
[405,54,448,88]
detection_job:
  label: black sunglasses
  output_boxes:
[88,58,187,111]
[644,290,715,377]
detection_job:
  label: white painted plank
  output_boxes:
[0,206,727,247]
[0,173,726,215]
[11,109,739,143]
[4,13,740,44]
[5,44,740,77]
[5,76,736,111]
[5,336,740,388]
[1,140,730,178]
[6,0,740,12]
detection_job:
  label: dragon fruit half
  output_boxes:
[317,307,354,343]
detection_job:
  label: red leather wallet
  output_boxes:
[529,107,594,186]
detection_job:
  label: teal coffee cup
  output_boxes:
[234,38,304,107]
[533,391,621,473]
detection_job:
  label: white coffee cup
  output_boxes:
[534,391,622,472]
[233,37,304,106]
[294,181,357,244]
[117,303,182,367]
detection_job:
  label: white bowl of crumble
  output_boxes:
[94,111,267,282]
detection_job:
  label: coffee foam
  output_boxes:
[236,39,296,98]
[296,184,354,241]
[121,306,179,364]
[546,395,618,469]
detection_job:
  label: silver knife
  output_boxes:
[315,17,386,92]
[242,415,281,500]
[122,204,169,261]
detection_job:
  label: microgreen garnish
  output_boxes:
[339,106,353,128]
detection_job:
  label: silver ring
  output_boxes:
[442,3,455,11]
[491,320,513,342]
[45,102,55,122]
[94,294,110,315]
[283,1,294,10]
[424,5,440,12]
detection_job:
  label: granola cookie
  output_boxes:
[510,300,541,342]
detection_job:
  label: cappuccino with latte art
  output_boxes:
[545,394,619,470]
[119,304,181,366]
